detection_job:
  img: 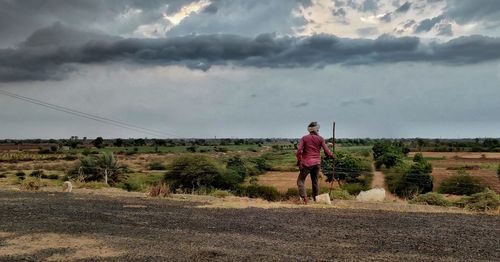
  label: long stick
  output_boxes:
[329,121,340,193]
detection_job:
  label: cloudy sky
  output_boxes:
[0,0,499,139]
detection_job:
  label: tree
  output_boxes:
[113,138,124,147]
[395,155,433,198]
[164,155,238,191]
[98,152,122,185]
[226,155,247,181]
[67,152,126,185]
[92,137,104,148]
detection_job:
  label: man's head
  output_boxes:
[307,121,320,134]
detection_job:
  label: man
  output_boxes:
[296,122,334,204]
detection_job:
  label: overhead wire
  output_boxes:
[0,89,181,138]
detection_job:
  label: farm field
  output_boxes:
[408,152,500,193]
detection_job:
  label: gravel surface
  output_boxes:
[0,191,499,261]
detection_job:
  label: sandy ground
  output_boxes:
[0,191,499,261]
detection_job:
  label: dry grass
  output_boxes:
[0,232,123,261]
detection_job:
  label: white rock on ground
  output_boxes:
[356,188,385,202]
[315,193,331,205]
[62,181,73,193]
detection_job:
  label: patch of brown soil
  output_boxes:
[0,232,123,261]
[256,171,337,192]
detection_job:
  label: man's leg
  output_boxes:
[297,167,310,200]
[310,165,320,201]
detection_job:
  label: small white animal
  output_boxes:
[62,181,73,193]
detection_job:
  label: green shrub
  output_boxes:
[254,157,271,174]
[245,185,281,201]
[15,171,26,178]
[321,151,373,194]
[148,162,167,170]
[226,155,247,181]
[214,147,228,153]
[409,192,452,206]
[386,157,433,199]
[497,164,500,180]
[438,173,486,196]
[30,170,44,178]
[164,155,238,192]
[210,190,233,198]
[233,184,281,201]
[63,155,78,161]
[67,153,127,185]
[116,181,141,192]
[372,142,404,169]
[47,174,59,180]
[455,189,500,212]
[283,188,299,200]
[330,188,355,200]
[341,183,367,195]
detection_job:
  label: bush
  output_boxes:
[15,171,26,179]
[455,189,500,212]
[439,173,486,196]
[409,192,452,207]
[244,185,281,201]
[116,181,141,192]
[164,155,238,191]
[63,155,78,161]
[386,157,433,199]
[148,162,167,170]
[226,155,247,181]
[283,188,300,200]
[254,157,271,174]
[210,190,233,198]
[20,178,44,191]
[149,183,171,197]
[67,153,127,185]
[330,188,355,200]
[47,174,59,180]
[321,151,372,186]
[341,183,367,195]
[372,142,404,169]
[497,164,500,180]
[29,170,44,178]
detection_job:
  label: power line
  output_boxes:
[0,89,181,138]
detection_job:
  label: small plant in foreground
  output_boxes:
[210,190,233,198]
[149,183,171,197]
[454,189,499,212]
[439,172,486,196]
[330,188,355,200]
[409,192,452,207]
[148,162,167,170]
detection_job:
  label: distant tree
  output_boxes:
[483,138,499,148]
[113,138,124,147]
[92,137,104,148]
[226,155,247,181]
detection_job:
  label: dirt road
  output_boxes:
[0,191,499,261]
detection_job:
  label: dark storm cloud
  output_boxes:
[166,0,310,37]
[1,24,500,82]
[379,1,411,23]
[340,97,375,107]
[414,15,445,33]
[395,2,411,13]
[0,0,182,46]
[444,0,500,25]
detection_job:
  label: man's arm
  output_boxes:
[321,138,334,158]
[296,138,304,163]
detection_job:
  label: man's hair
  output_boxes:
[307,122,319,133]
